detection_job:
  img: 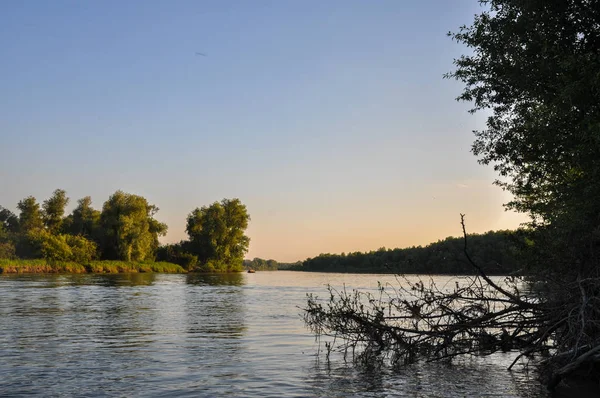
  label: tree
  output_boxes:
[156,241,198,271]
[186,198,250,272]
[63,196,101,239]
[446,0,600,276]
[305,0,600,389]
[16,196,43,233]
[448,0,600,225]
[42,189,69,234]
[99,191,167,261]
[0,206,18,259]
[447,2,600,382]
[0,206,19,233]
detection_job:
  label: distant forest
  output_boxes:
[243,257,300,271]
[250,230,522,275]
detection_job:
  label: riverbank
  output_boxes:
[0,259,186,274]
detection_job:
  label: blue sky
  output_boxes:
[0,1,526,261]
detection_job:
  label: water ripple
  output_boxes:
[0,272,549,397]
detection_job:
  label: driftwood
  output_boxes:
[303,215,600,389]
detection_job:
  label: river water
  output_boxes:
[0,271,550,397]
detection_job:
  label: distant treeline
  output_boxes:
[289,230,522,275]
[0,189,250,273]
[242,258,302,271]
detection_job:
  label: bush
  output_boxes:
[156,243,198,271]
[0,242,16,259]
[41,234,73,262]
[65,235,97,263]
[26,230,97,263]
[177,252,198,271]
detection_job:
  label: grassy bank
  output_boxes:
[0,259,186,274]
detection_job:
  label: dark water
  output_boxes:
[0,271,550,397]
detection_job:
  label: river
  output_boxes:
[0,271,550,397]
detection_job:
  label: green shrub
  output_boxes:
[0,242,16,259]
[25,231,97,263]
[65,235,97,263]
[41,233,73,262]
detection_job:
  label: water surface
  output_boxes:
[0,271,549,397]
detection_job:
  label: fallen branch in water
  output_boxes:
[303,216,600,389]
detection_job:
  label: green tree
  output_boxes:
[186,198,250,272]
[42,189,69,234]
[0,206,19,233]
[0,215,17,259]
[99,191,167,261]
[446,0,600,275]
[63,196,101,238]
[16,196,43,233]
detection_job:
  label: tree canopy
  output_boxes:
[63,196,101,238]
[185,198,250,272]
[244,257,279,271]
[42,189,69,234]
[99,191,167,262]
[0,190,251,274]
[0,206,19,233]
[0,190,170,264]
[447,0,600,275]
[16,196,44,234]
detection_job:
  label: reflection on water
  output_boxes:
[186,272,245,286]
[0,272,551,397]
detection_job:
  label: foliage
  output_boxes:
[446,0,600,279]
[446,0,600,384]
[297,231,520,274]
[99,191,167,262]
[1,191,249,274]
[42,189,69,234]
[62,196,101,239]
[25,230,97,263]
[39,232,72,262]
[0,206,19,233]
[64,235,98,263]
[16,196,43,233]
[186,198,250,272]
[0,242,16,260]
[277,261,303,270]
[156,241,198,271]
[0,222,16,259]
[244,257,279,271]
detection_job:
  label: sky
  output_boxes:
[0,1,528,262]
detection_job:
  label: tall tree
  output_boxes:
[42,189,69,234]
[64,196,101,238]
[16,196,43,233]
[446,0,600,274]
[0,206,19,233]
[100,191,167,261]
[186,198,250,272]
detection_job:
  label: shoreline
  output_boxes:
[0,259,186,274]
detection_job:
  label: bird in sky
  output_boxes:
[195,52,207,56]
